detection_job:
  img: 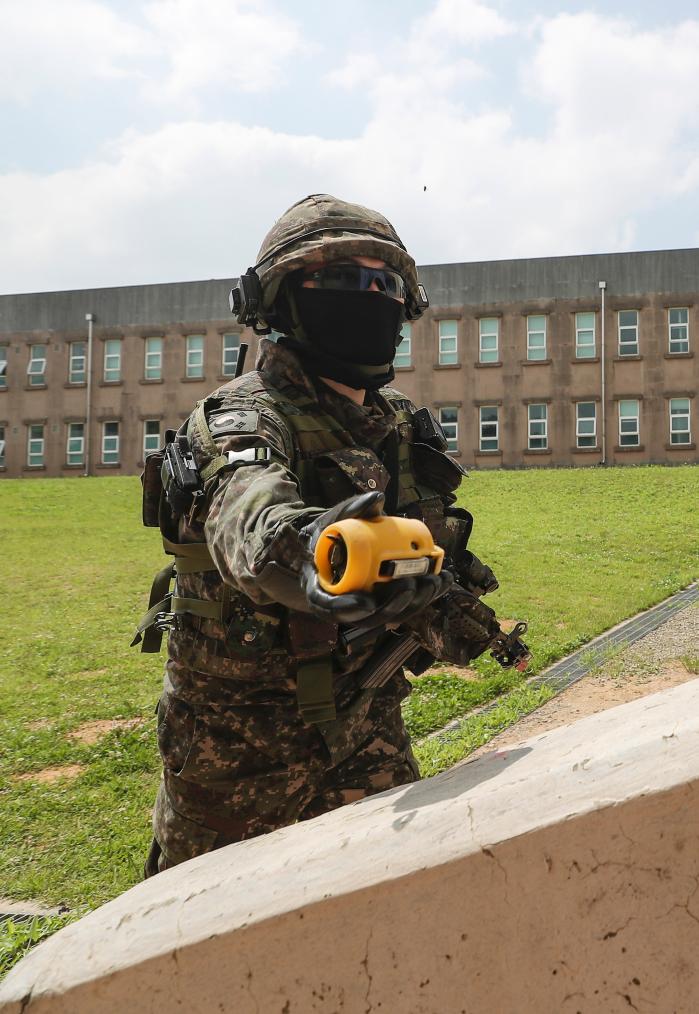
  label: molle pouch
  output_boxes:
[314,447,390,506]
[225,604,285,659]
[141,449,167,527]
[411,442,466,498]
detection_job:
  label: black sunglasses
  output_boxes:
[301,262,407,300]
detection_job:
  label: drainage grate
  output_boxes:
[428,582,698,744]
[531,582,698,695]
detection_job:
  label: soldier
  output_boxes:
[139,194,501,876]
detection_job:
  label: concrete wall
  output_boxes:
[2,678,698,1013]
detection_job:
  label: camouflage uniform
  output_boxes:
[145,338,466,874]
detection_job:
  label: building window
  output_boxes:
[69,341,86,384]
[102,421,120,465]
[395,323,412,368]
[143,420,160,457]
[576,402,597,448]
[479,318,499,363]
[619,399,640,446]
[104,339,122,382]
[438,406,458,452]
[526,315,547,361]
[27,345,47,387]
[479,406,499,452]
[222,334,240,377]
[0,346,7,389]
[0,424,5,467]
[186,335,205,378]
[438,320,458,365]
[669,398,691,445]
[144,337,163,380]
[575,312,596,359]
[27,424,44,467]
[66,422,85,466]
[618,310,639,356]
[668,308,689,355]
[528,404,548,449]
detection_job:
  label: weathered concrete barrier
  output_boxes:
[2,679,699,1013]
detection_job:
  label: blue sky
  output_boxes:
[1,0,699,293]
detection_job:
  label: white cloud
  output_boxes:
[0,0,152,102]
[1,5,699,293]
[0,0,305,107]
[142,0,306,103]
[415,0,513,45]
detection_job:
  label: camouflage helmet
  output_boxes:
[254,194,426,322]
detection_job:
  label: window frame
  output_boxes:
[27,423,45,467]
[0,345,7,389]
[27,344,47,386]
[68,341,87,384]
[395,323,412,369]
[143,419,161,458]
[186,334,205,379]
[668,308,689,355]
[526,315,547,361]
[144,336,163,381]
[479,405,499,452]
[527,403,548,450]
[478,318,499,364]
[438,405,458,453]
[669,398,691,445]
[575,402,597,448]
[102,420,120,465]
[618,399,640,447]
[66,422,85,467]
[618,310,639,357]
[575,311,596,359]
[221,334,240,377]
[438,319,458,366]
[0,424,5,467]
[103,339,122,383]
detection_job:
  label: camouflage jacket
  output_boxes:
[162,339,467,712]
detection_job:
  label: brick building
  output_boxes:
[0,248,697,478]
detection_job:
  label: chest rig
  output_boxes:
[133,370,463,723]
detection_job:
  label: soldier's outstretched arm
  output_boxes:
[202,409,325,610]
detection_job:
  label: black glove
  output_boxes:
[299,491,453,625]
[459,551,499,596]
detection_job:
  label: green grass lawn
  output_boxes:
[1,467,697,929]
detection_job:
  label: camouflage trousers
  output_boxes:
[145,670,419,876]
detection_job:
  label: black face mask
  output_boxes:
[290,287,405,390]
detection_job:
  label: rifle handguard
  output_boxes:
[314,516,444,595]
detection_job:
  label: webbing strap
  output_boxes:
[296,660,336,724]
[200,454,229,483]
[171,596,224,621]
[193,399,220,460]
[131,560,175,653]
[162,537,218,574]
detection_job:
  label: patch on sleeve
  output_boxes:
[208,410,260,435]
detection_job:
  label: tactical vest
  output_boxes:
[134,371,464,724]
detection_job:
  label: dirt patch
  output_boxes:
[470,660,697,761]
[430,662,479,682]
[68,718,142,746]
[16,765,84,784]
[25,719,53,731]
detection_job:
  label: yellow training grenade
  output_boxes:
[314,516,444,596]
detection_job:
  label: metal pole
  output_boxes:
[598,281,607,465]
[84,313,94,477]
